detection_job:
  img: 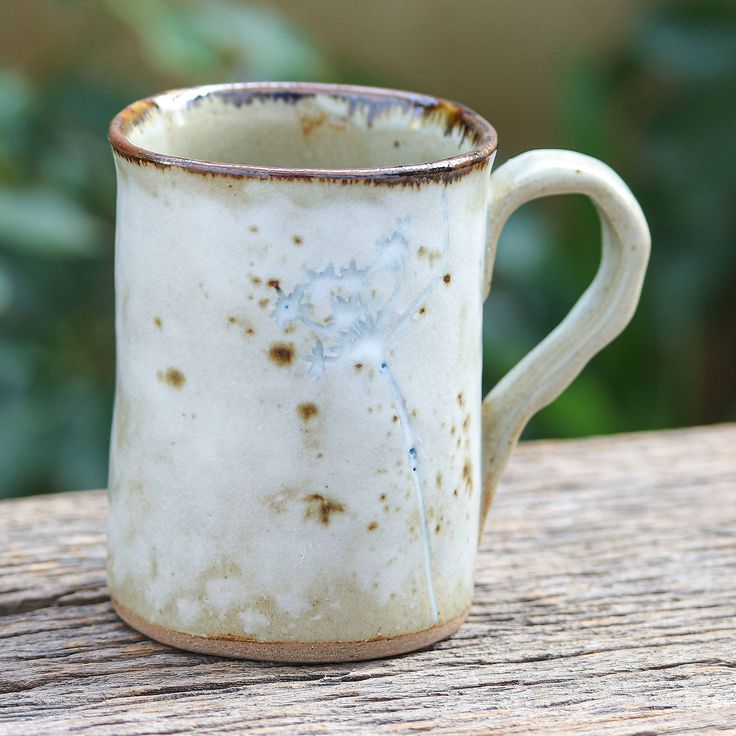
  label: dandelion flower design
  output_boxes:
[269,197,450,623]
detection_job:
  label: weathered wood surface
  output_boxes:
[1,424,735,735]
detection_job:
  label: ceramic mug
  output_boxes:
[107,82,649,662]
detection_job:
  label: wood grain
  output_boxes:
[1,425,734,735]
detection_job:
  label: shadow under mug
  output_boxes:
[107,82,650,662]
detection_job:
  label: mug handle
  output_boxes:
[479,150,650,537]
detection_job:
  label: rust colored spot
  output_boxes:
[269,342,295,366]
[354,363,363,371]
[259,298,270,309]
[250,225,258,233]
[451,425,456,435]
[416,245,443,266]
[304,493,345,526]
[392,415,398,423]
[298,402,319,421]
[299,111,327,136]
[157,367,186,389]
[463,414,471,431]
[443,273,451,284]
[436,471,443,489]
[419,306,426,315]
[227,316,238,325]
[457,391,465,408]
[245,327,255,336]
[250,275,262,285]
[435,523,441,534]
[379,493,387,501]
[368,521,378,531]
[267,279,280,289]
[153,317,162,329]
[293,235,303,245]
[463,459,473,492]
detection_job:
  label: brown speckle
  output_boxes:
[463,413,471,431]
[419,306,426,315]
[267,279,280,289]
[457,391,465,408]
[436,471,443,489]
[250,275,262,285]
[293,235,303,246]
[443,273,452,284]
[367,521,378,531]
[354,363,363,371]
[157,367,186,389]
[417,245,442,265]
[392,415,398,423]
[304,493,345,526]
[298,402,319,421]
[463,459,473,492]
[453,488,459,497]
[435,523,441,534]
[451,425,456,435]
[250,225,258,233]
[227,316,238,325]
[153,317,162,329]
[379,493,387,501]
[393,140,400,148]
[299,111,327,136]
[259,298,270,309]
[284,324,296,334]
[269,342,295,366]
[245,327,255,336]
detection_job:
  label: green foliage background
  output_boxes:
[0,0,734,499]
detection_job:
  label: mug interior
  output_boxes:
[111,83,496,175]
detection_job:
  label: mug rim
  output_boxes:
[109,81,498,185]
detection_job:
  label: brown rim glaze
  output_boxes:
[112,597,469,663]
[108,82,498,185]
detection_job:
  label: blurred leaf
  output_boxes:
[102,0,335,82]
[194,0,335,81]
[635,1,736,82]
[0,266,12,316]
[0,187,104,257]
[532,371,625,438]
[0,70,36,178]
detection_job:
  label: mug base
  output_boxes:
[111,597,468,663]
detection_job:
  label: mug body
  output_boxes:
[108,83,497,661]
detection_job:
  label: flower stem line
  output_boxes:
[379,360,439,624]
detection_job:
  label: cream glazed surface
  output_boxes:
[108,83,649,659]
[108,142,491,644]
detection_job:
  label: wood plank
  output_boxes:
[1,425,734,735]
